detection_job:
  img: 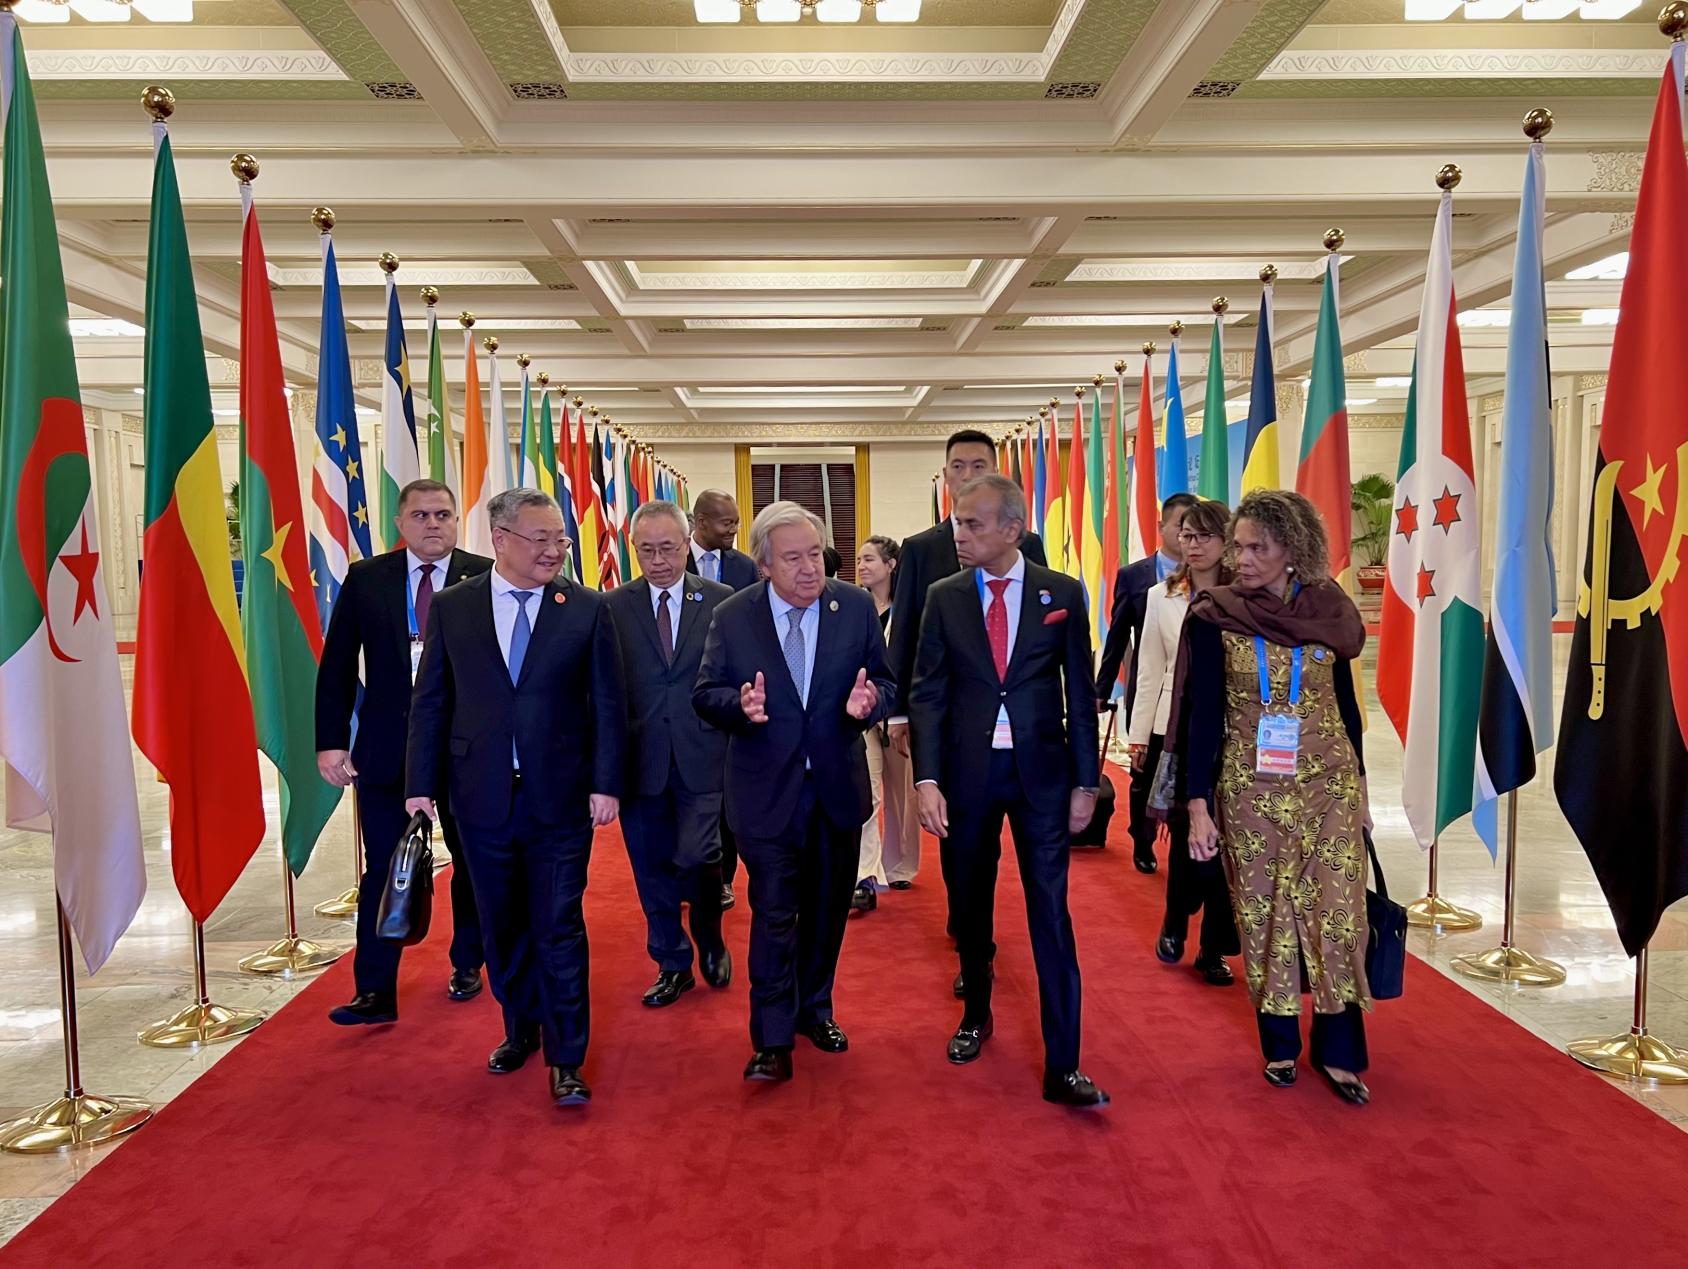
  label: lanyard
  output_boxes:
[405,566,421,639]
[1254,636,1302,709]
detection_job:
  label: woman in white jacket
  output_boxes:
[1129,498,1239,985]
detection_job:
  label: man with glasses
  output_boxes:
[605,501,735,1007]
[407,488,625,1108]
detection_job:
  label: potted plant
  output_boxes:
[1351,472,1394,590]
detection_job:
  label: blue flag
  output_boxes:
[1162,338,1189,497]
[306,233,372,629]
[1032,417,1047,530]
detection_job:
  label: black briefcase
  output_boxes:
[376,812,435,946]
[1069,706,1118,850]
[1363,828,1406,1001]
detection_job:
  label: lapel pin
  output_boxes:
[689,591,702,602]
[1039,589,1052,606]
[554,592,566,605]
[829,599,839,612]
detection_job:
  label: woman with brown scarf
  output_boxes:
[1169,490,1374,1105]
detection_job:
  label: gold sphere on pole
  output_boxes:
[588,406,600,417]
[1212,296,1229,316]
[311,206,336,233]
[1038,406,1050,419]
[572,395,584,408]
[378,252,400,276]
[459,311,475,329]
[483,335,499,352]
[1074,385,1087,400]
[1114,358,1126,374]
[1092,373,1105,388]
[1322,228,1346,252]
[515,353,531,369]
[1048,396,1060,411]
[556,384,569,397]
[1436,163,1463,192]
[1260,263,1278,284]
[536,372,550,387]
[1168,320,1184,339]
[230,153,259,184]
[141,85,176,122]
[1142,341,1156,356]
[1523,107,1555,141]
[420,286,440,307]
[1661,2,1688,40]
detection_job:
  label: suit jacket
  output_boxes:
[685,545,758,591]
[887,519,1045,717]
[908,560,1099,821]
[604,576,734,798]
[406,571,626,829]
[1126,583,1188,746]
[315,548,492,789]
[1095,555,1160,725]
[692,579,895,838]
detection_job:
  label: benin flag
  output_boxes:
[1555,43,1688,957]
[238,183,341,874]
[0,18,145,972]
[133,116,264,924]
[1297,252,1354,589]
[1198,314,1228,500]
[1377,187,1482,850]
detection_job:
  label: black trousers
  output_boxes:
[1128,730,1157,863]
[621,773,725,973]
[1257,1004,1369,1073]
[720,818,739,887]
[457,775,593,1068]
[949,748,1083,1073]
[1152,733,1240,957]
[354,782,482,998]
[736,776,857,1052]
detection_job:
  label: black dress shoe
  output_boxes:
[954,960,995,998]
[642,969,696,1008]
[802,1020,849,1053]
[888,880,913,891]
[1194,951,1234,986]
[947,1016,994,1065]
[849,882,877,916]
[447,969,483,1001]
[1133,850,1159,874]
[700,945,733,989]
[1043,1070,1110,1108]
[1263,1063,1298,1088]
[550,1066,591,1106]
[743,1049,793,1082]
[328,992,397,1026]
[1319,1067,1371,1106]
[720,884,736,911]
[1155,933,1185,965]
[488,1033,541,1074]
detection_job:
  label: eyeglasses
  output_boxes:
[1178,530,1218,546]
[634,542,686,560]
[497,526,572,551]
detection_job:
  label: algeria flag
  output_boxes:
[1377,187,1483,849]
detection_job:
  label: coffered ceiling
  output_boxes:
[25,0,1658,437]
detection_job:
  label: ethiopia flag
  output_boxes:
[0,18,145,973]
[132,112,265,925]
[1377,186,1482,850]
[237,178,341,875]
[1555,44,1688,957]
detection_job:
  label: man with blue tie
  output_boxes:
[407,488,625,1108]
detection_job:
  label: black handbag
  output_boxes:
[1363,827,1406,1001]
[1070,707,1118,849]
[376,812,435,946]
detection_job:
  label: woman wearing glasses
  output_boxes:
[1128,499,1238,986]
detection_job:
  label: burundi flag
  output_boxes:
[237,179,341,874]
[132,109,265,925]
[1376,187,1483,851]
[306,223,371,628]
[1241,278,1280,495]
[460,327,496,559]
[1162,336,1189,498]
[423,300,458,499]
[377,275,419,552]
[1130,350,1159,563]
[1198,311,1228,501]
[0,18,144,973]
[1555,42,1688,957]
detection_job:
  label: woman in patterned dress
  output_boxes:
[1170,490,1374,1105]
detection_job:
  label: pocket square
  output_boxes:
[1043,608,1069,625]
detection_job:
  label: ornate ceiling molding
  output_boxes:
[268,265,538,288]
[1259,49,1657,82]
[1587,151,1645,194]
[27,50,348,82]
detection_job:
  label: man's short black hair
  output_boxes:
[1160,491,1199,525]
[946,429,996,457]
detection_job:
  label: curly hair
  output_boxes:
[1230,489,1331,582]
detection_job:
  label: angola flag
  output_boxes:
[237,181,341,874]
[1555,43,1688,957]
[132,115,264,924]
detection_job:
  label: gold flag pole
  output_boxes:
[0,898,153,1153]
[1404,837,1482,932]
[314,791,361,919]
[1568,945,1688,1083]
[139,919,265,1048]
[239,850,345,976]
[1452,790,1565,985]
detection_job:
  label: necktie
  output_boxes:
[657,589,674,666]
[415,563,436,635]
[783,608,808,707]
[986,578,1011,681]
[508,590,533,685]
[703,552,720,583]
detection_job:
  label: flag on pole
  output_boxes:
[423,297,457,499]
[1101,370,1126,631]
[558,400,584,581]
[538,385,561,503]
[1241,275,1280,495]
[460,325,495,559]
[1044,410,1068,572]
[377,269,419,553]
[1555,43,1688,957]
[1162,335,1189,498]
[1198,310,1228,500]
[1083,385,1107,639]
[616,434,637,580]
[306,218,371,628]
[1298,249,1355,590]
[1376,183,1483,852]
[1032,417,1048,531]
[1474,124,1558,857]
[486,342,514,498]
[132,104,264,925]
[1065,396,1088,583]
[0,18,144,973]
[236,173,341,875]
[1131,349,1160,561]
[517,363,543,494]
[592,425,620,588]
[573,417,602,589]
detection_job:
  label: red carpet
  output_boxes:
[8,787,1688,1267]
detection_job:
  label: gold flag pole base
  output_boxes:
[1567,1030,1688,1084]
[0,1093,153,1154]
[139,922,267,1049]
[313,885,359,920]
[1405,893,1483,932]
[1451,944,1567,987]
[237,934,343,977]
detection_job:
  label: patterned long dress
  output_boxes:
[1208,630,1372,1018]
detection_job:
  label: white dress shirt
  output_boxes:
[978,552,1024,747]
[650,577,685,623]
[405,549,445,636]
[768,586,819,706]
[489,566,543,673]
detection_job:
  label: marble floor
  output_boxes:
[1,641,1685,1250]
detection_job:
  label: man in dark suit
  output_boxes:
[406,488,624,1108]
[888,428,1045,996]
[606,500,734,1007]
[693,501,894,1084]
[910,474,1108,1109]
[685,487,757,910]
[1094,490,1197,873]
[316,478,489,1026]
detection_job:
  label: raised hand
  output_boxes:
[846,667,878,720]
[741,671,769,723]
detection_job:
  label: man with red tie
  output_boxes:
[908,474,1108,1108]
